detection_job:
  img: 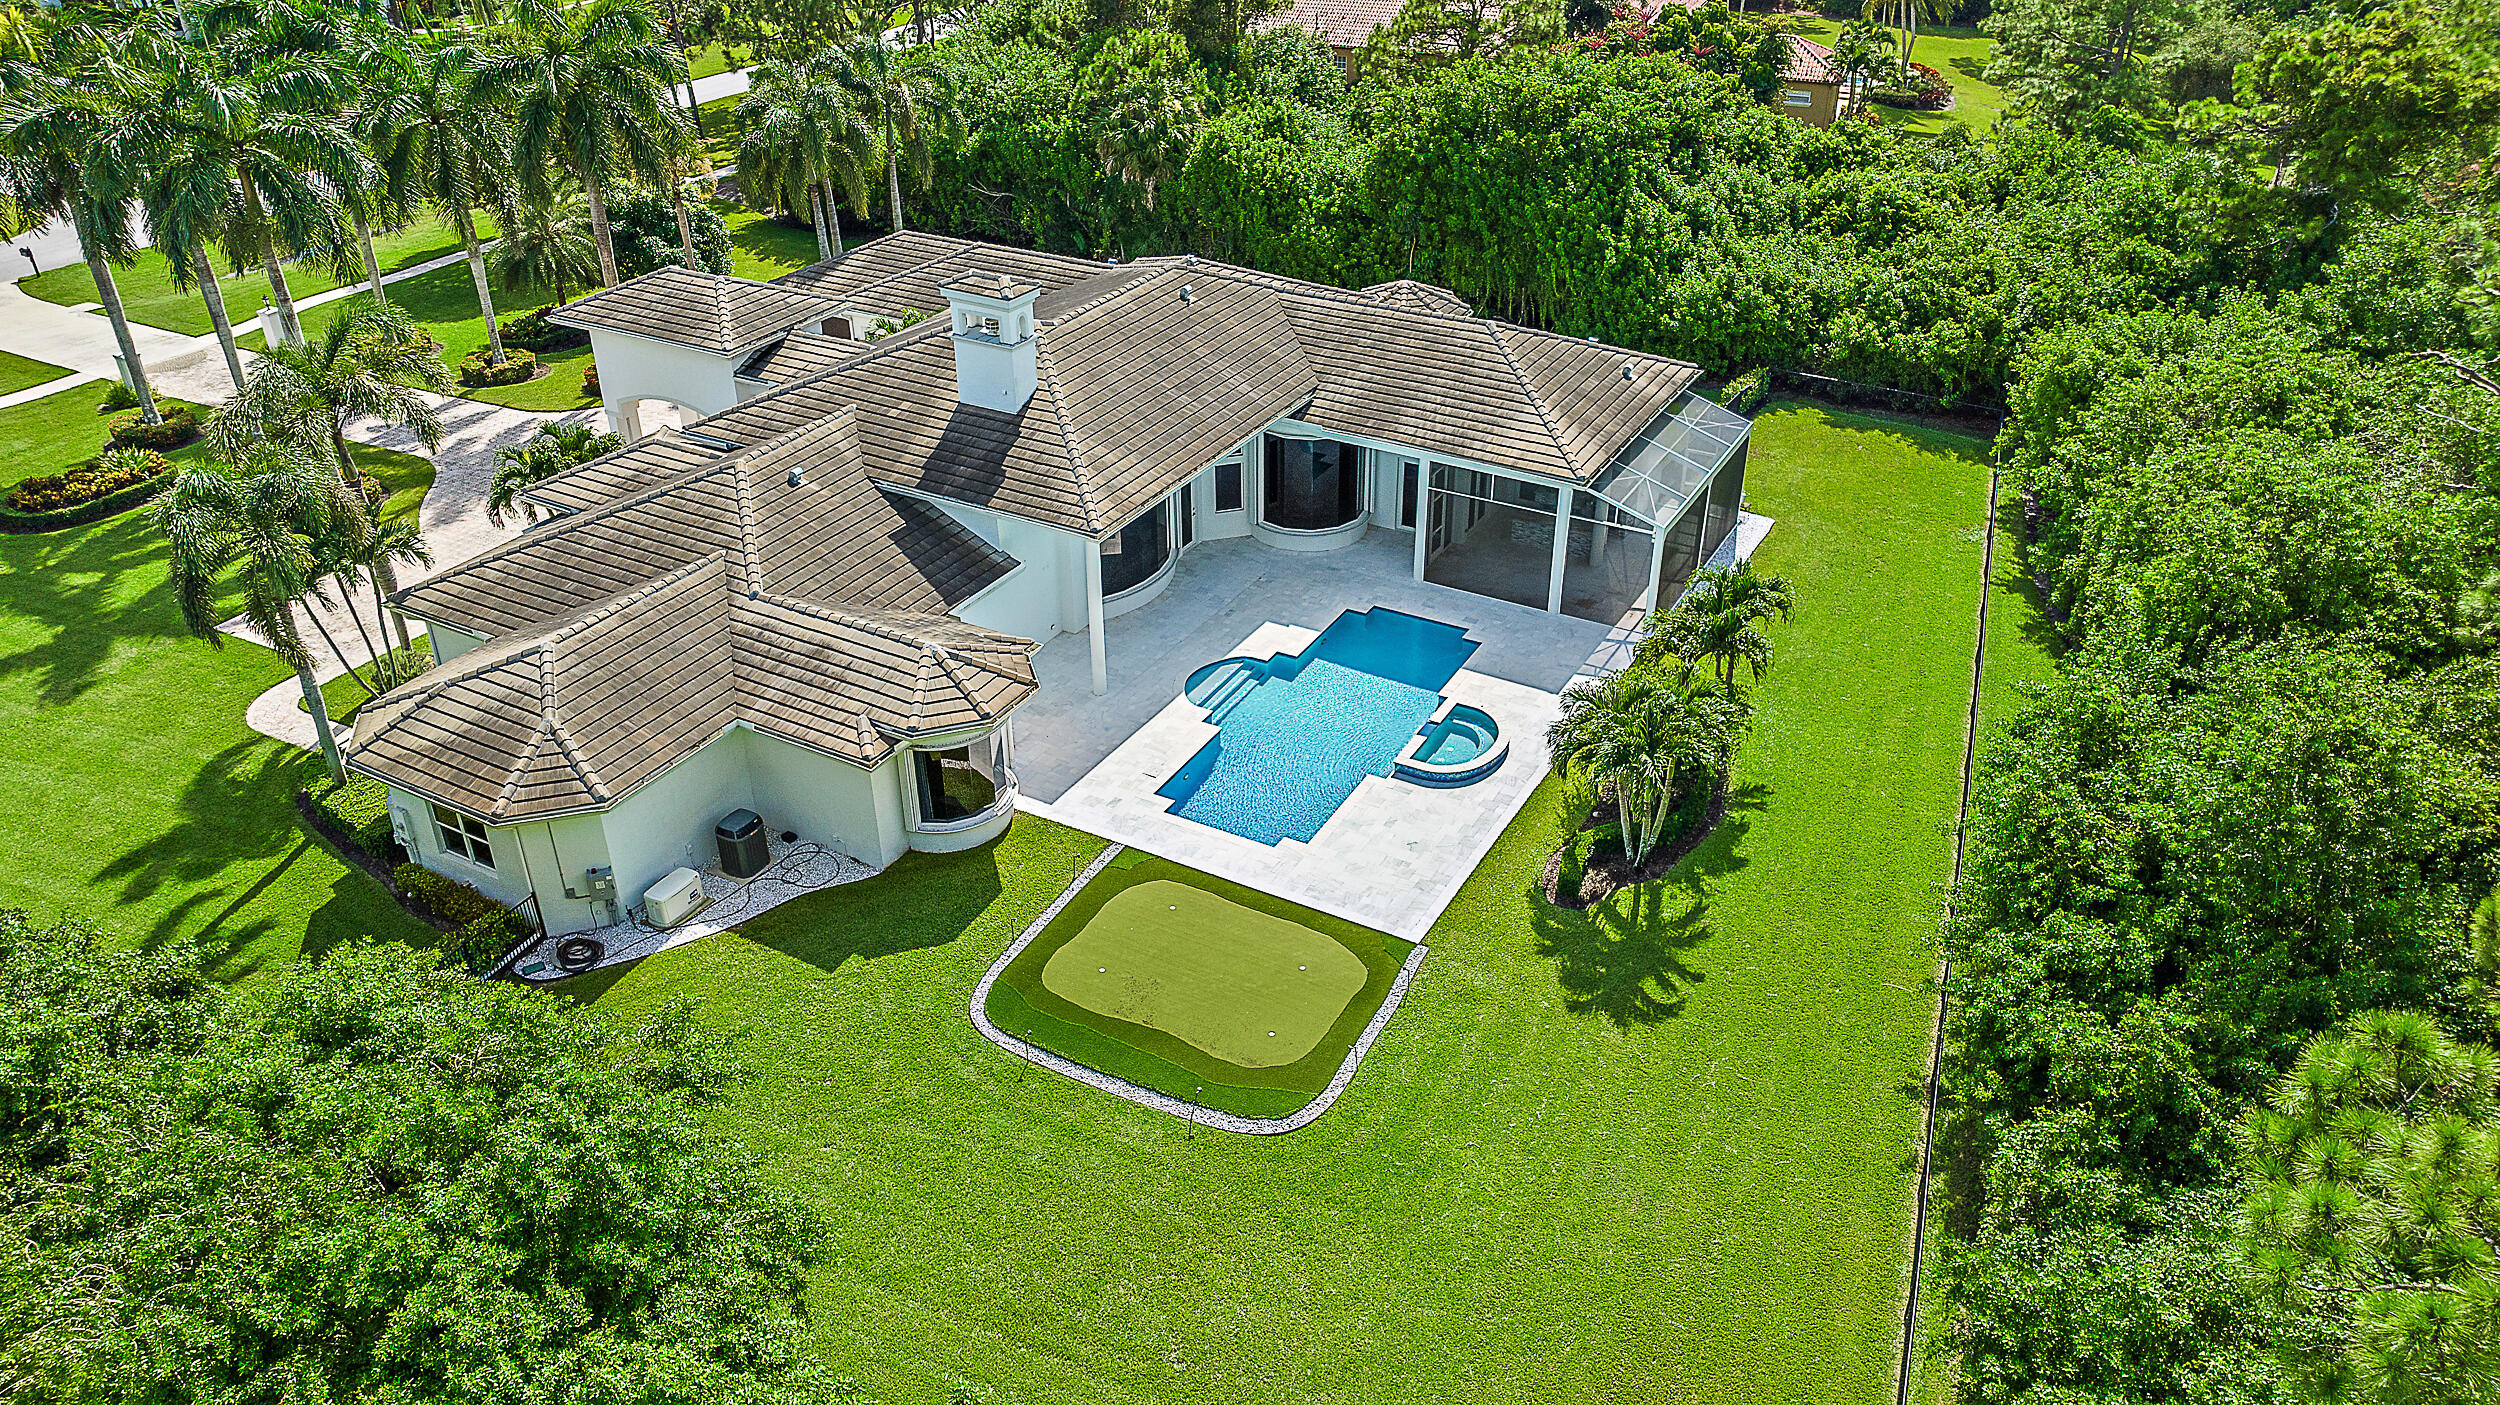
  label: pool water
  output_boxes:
[1158,609,1479,845]
[1413,706,1498,765]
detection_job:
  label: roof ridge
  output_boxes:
[1030,331,1104,535]
[729,450,767,595]
[1484,321,1583,476]
[1045,263,1176,327]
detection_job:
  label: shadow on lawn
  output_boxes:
[727,841,1006,975]
[1530,786,1763,1027]
[0,514,192,705]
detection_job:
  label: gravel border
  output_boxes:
[968,842,1430,1135]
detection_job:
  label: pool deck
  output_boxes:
[1015,532,1635,939]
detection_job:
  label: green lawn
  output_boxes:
[553,401,2009,1402]
[680,40,747,79]
[0,389,437,976]
[0,349,75,397]
[242,202,821,410]
[1792,21,2005,135]
[986,854,1414,1116]
[22,214,497,337]
[0,381,216,490]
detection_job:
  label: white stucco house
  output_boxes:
[344,235,1751,939]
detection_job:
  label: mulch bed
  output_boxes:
[1538,781,1729,911]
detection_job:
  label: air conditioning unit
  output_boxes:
[644,867,707,928]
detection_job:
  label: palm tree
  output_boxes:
[209,303,451,492]
[734,50,875,262]
[487,420,620,525]
[1083,30,1206,213]
[1547,666,1748,869]
[489,182,600,304]
[475,0,687,289]
[369,37,518,362]
[323,502,432,692]
[139,35,373,348]
[341,21,426,310]
[0,53,164,424]
[155,443,374,780]
[1642,559,1796,693]
[823,34,961,235]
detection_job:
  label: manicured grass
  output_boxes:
[721,204,830,281]
[0,492,436,982]
[985,853,1413,1116]
[22,214,496,337]
[680,40,747,79]
[242,263,600,414]
[0,381,215,491]
[0,349,74,396]
[1791,21,2005,135]
[559,401,2000,1402]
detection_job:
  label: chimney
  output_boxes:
[942,272,1040,413]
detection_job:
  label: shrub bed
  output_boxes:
[106,405,200,451]
[1870,62,1951,111]
[7,449,169,513]
[393,860,512,928]
[495,305,588,352]
[583,361,600,397]
[458,347,539,387]
[309,775,398,864]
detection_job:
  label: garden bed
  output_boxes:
[1539,779,1729,910]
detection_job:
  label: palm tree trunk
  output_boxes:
[304,600,378,698]
[373,560,411,653]
[355,209,389,307]
[297,658,345,782]
[810,183,832,262]
[583,171,620,288]
[887,140,906,234]
[260,235,305,347]
[455,203,505,364]
[669,179,699,266]
[823,181,843,255]
[75,203,161,425]
[336,574,387,695]
[193,242,247,393]
[331,422,362,493]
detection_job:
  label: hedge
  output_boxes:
[495,305,588,353]
[309,776,397,864]
[458,347,538,387]
[1719,367,1769,415]
[8,449,169,513]
[106,405,200,451]
[392,860,514,929]
[0,471,172,533]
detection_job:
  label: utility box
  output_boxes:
[715,808,768,878]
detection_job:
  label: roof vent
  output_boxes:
[787,467,804,487]
[1106,255,1119,265]
[1180,284,1194,303]
[1587,335,1599,344]
[1621,361,1635,380]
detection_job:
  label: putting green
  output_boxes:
[1039,880,1368,1067]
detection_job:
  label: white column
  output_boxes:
[1411,466,1429,582]
[1545,485,1573,615]
[1643,516,1669,612]
[1085,543,1107,695]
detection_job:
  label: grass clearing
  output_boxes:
[0,349,74,396]
[1790,21,2005,135]
[984,854,1411,1115]
[0,385,437,976]
[559,400,2005,1402]
[22,214,497,337]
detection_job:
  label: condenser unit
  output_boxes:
[644,867,707,928]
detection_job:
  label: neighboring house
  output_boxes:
[1258,0,1847,124]
[346,234,1750,937]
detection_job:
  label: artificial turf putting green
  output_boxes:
[1040,880,1368,1067]
[986,852,1414,1117]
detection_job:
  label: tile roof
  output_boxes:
[399,412,1017,640]
[684,262,1320,536]
[775,231,1105,324]
[1360,279,1472,317]
[1256,0,1400,49]
[737,329,867,387]
[1781,32,1841,84]
[547,265,840,354]
[518,428,722,517]
[349,556,1035,821]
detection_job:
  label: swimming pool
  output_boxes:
[1156,608,1485,845]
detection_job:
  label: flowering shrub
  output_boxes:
[6,448,170,512]
[458,347,539,386]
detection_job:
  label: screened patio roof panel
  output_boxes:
[1590,392,1750,524]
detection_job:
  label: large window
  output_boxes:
[1214,460,1243,512]
[1099,499,1171,597]
[1261,435,1365,531]
[431,802,494,870]
[912,729,1012,828]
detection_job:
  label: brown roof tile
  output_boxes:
[547,265,840,354]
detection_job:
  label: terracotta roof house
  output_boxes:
[347,232,1749,943]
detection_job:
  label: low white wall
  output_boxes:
[588,329,742,436]
[599,730,756,910]
[743,730,908,869]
